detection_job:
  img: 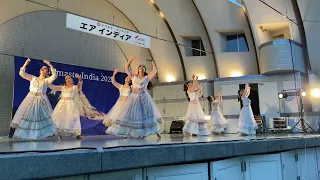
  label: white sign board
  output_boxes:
[66,13,151,48]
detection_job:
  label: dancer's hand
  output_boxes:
[130,56,136,62]
[113,69,119,76]
[192,74,196,80]
[75,73,82,81]
[218,93,222,96]
[26,58,31,64]
[43,59,53,68]
[152,61,156,68]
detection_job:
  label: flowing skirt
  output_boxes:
[211,110,228,133]
[12,93,57,140]
[183,102,211,136]
[103,97,127,127]
[52,99,81,136]
[106,91,161,138]
[238,106,257,135]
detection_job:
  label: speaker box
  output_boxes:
[170,120,185,134]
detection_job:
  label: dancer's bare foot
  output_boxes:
[156,133,161,139]
[76,135,83,140]
[184,133,191,137]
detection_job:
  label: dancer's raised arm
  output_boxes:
[243,83,251,97]
[147,61,157,81]
[76,73,83,91]
[111,69,122,89]
[43,59,57,84]
[188,74,198,92]
[125,57,136,78]
[48,84,63,91]
[19,58,34,81]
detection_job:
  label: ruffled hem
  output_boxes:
[183,120,211,136]
[211,123,228,133]
[106,121,160,138]
[238,125,257,135]
[57,128,81,136]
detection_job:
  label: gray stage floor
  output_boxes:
[0,133,320,153]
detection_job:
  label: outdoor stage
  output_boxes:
[0,133,320,179]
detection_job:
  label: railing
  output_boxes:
[259,39,305,75]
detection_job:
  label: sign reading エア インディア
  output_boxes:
[66,13,151,48]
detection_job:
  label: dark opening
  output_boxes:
[239,83,260,115]
[192,39,206,56]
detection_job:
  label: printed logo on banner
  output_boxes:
[12,56,127,135]
[66,13,151,48]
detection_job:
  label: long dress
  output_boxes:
[12,67,58,140]
[211,102,228,133]
[183,91,211,136]
[106,76,161,138]
[103,85,131,127]
[51,84,82,136]
[238,97,257,135]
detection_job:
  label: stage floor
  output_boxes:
[1,133,320,153]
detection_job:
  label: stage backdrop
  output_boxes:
[12,56,126,135]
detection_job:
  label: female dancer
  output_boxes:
[107,57,162,138]
[48,74,83,139]
[183,75,211,136]
[104,69,131,127]
[208,93,228,134]
[11,58,59,140]
[238,83,257,135]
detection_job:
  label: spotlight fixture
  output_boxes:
[278,92,288,99]
[300,91,307,97]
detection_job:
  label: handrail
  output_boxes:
[259,39,302,50]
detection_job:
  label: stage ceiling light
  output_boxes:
[166,74,175,82]
[301,91,307,97]
[198,75,206,80]
[149,0,155,4]
[159,12,165,18]
[231,71,242,77]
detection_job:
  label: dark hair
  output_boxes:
[237,90,241,102]
[238,89,243,108]
[207,96,213,102]
[137,65,153,90]
[183,81,190,101]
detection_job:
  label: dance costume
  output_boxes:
[238,97,257,135]
[210,101,228,133]
[49,82,83,136]
[107,76,161,138]
[103,85,131,127]
[12,67,57,140]
[183,91,211,136]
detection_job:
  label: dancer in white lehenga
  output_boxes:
[103,69,131,128]
[208,93,228,134]
[238,83,257,135]
[107,57,162,138]
[11,58,59,140]
[183,75,211,136]
[49,74,84,139]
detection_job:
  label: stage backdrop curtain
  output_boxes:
[12,56,126,135]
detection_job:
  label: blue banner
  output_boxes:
[12,56,127,135]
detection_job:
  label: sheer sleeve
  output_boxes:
[48,84,63,91]
[19,67,34,81]
[77,81,83,91]
[46,68,57,84]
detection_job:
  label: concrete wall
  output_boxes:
[194,0,258,78]
[297,0,320,75]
